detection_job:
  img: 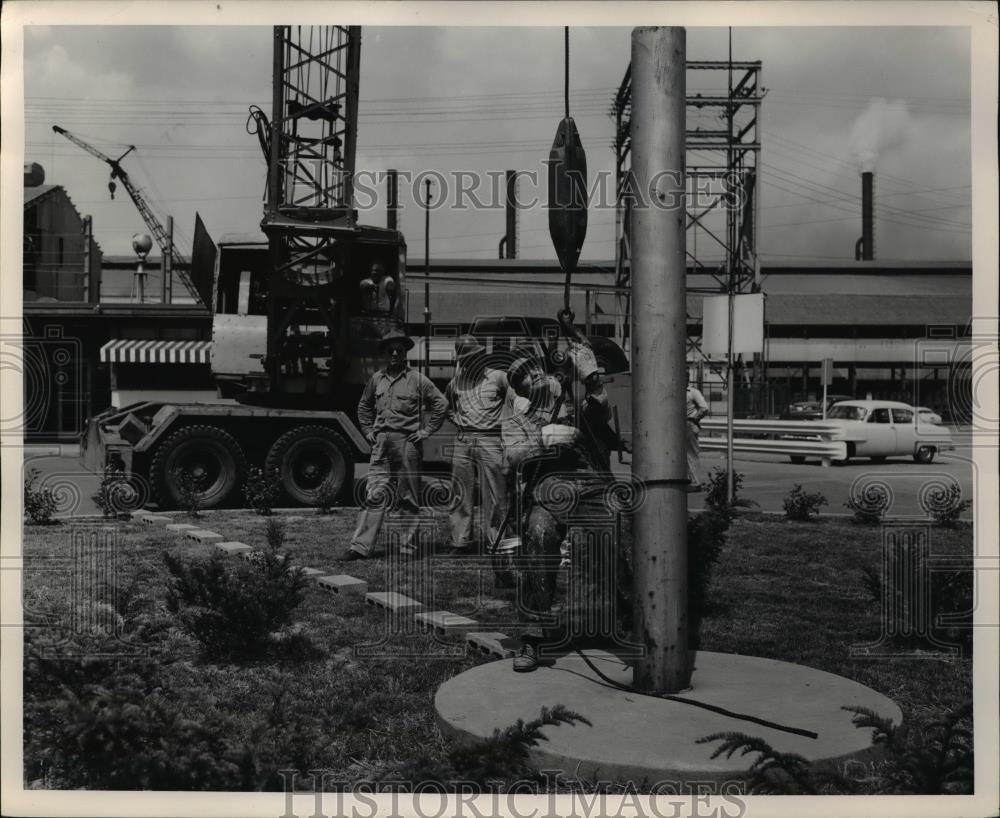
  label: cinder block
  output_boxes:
[318,574,368,596]
[364,590,424,613]
[166,523,199,532]
[215,541,252,556]
[415,610,480,636]
[466,631,517,659]
[185,529,223,542]
[136,513,171,525]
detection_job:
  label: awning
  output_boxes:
[100,339,211,364]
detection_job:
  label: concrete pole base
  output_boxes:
[435,650,901,786]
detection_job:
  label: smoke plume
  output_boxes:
[849,97,914,171]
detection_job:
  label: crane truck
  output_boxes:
[80,25,632,510]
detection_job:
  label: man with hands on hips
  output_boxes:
[346,328,448,560]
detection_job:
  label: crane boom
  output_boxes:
[52,125,201,303]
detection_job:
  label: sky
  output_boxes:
[22,23,972,263]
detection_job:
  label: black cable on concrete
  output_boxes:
[573,648,820,740]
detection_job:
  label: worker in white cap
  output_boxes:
[444,335,511,556]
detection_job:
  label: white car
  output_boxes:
[822,400,954,463]
[915,406,943,425]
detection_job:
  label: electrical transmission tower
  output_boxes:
[611,57,763,404]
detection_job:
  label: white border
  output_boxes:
[2,3,997,817]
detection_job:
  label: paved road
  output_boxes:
[21,438,976,521]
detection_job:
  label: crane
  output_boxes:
[51,125,201,303]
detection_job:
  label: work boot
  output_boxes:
[343,547,366,561]
[513,641,538,673]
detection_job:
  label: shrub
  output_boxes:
[397,705,590,786]
[164,542,306,660]
[171,467,204,518]
[91,465,136,521]
[704,466,756,518]
[698,699,973,794]
[244,466,280,516]
[687,507,732,649]
[264,516,286,551]
[23,468,58,525]
[313,478,339,515]
[920,481,972,528]
[845,483,890,525]
[782,484,828,522]
[861,550,972,653]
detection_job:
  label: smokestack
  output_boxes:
[386,169,399,231]
[498,169,518,259]
[855,171,874,260]
[505,169,517,259]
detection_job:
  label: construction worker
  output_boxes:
[501,343,562,481]
[346,328,447,560]
[686,373,710,491]
[512,312,628,673]
[445,335,510,555]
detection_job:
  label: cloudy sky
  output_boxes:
[22,22,972,262]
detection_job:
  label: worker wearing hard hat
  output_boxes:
[346,328,448,560]
[444,335,510,556]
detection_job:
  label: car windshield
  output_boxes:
[827,405,868,421]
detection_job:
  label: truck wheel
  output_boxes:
[151,425,247,509]
[913,445,936,464]
[789,455,806,464]
[265,425,355,506]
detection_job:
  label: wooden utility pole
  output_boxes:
[630,26,690,693]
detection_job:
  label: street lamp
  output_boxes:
[131,233,153,304]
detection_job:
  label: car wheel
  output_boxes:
[913,445,936,464]
[870,456,887,464]
[789,456,806,465]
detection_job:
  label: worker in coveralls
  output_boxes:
[346,329,448,560]
[511,314,629,673]
[445,335,510,556]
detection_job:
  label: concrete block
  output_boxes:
[185,529,223,542]
[416,610,480,637]
[318,574,368,596]
[466,632,517,659]
[215,541,252,556]
[364,591,424,613]
[166,523,199,532]
[136,513,172,525]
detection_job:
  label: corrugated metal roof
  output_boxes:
[23,184,60,207]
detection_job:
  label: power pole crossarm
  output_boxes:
[52,125,199,303]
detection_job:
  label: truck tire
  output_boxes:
[789,455,806,464]
[265,425,354,506]
[913,445,936,464]
[150,425,248,509]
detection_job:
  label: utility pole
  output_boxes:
[630,26,690,693]
[423,178,433,377]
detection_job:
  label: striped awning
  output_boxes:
[100,339,211,364]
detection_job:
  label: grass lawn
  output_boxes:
[21,508,972,792]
